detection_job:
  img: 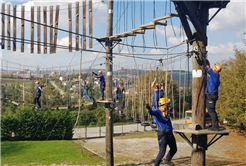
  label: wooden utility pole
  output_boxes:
[105,0,114,165]
[191,4,209,165]
[172,1,230,166]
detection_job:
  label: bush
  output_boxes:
[1,107,74,141]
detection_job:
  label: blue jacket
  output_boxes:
[116,86,125,98]
[148,107,173,132]
[36,85,44,95]
[205,66,220,95]
[152,89,160,107]
[94,74,105,86]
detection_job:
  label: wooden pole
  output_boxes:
[68,3,72,52]
[13,5,16,51]
[43,6,47,54]
[7,4,10,50]
[37,6,41,54]
[2,3,5,49]
[53,5,60,53]
[76,2,79,51]
[21,6,25,52]
[191,4,209,166]
[105,0,114,165]
[89,0,93,48]
[50,6,53,54]
[31,6,34,53]
[83,0,86,50]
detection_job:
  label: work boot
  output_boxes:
[162,159,174,166]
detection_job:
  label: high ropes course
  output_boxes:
[1,1,230,166]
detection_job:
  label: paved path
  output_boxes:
[48,79,65,96]
[73,119,185,139]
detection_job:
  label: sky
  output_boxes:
[0,0,245,72]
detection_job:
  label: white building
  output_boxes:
[17,70,31,78]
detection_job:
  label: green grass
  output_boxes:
[1,140,104,166]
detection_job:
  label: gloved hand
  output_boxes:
[146,104,151,110]
[205,59,210,68]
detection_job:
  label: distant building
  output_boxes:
[34,73,44,78]
[62,81,72,86]
[49,71,57,77]
[17,70,31,78]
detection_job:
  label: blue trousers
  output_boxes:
[155,132,177,166]
[34,94,41,108]
[83,90,91,102]
[206,95,219,128]
[100,85,105,99]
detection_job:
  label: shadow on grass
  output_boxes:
[1,141,31,157]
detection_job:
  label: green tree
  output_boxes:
[217,47,246,128]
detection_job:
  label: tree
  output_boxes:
[217,47,246,128]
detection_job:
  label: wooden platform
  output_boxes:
[174,128,230,135]
[96,100,114,103]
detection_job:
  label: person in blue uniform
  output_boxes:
[33,81,46,109]
[151,79,161,109]
[93,70,105,100]
[114,80,125,114]
[146,98,177,166]
[83,81,92,103]
[205,59,222,131]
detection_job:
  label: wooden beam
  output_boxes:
[153,13,178,23]
[50,5,53,54]
[154,20,167,26]
[182,1,207,45]
[43,6,47,54]
[37,6,41,54]
[139,22,155,29]
[115,33,128,38]
[21,6,25,52]
[75,2,79,51]
[12,101,20,106]
[13,5,16,51]
[68,3,72,52]
[131,28,145,34]
[7,4,10,50]
[1,3,5,49]
[30,6,34,53]
[89,0,93,48]
[53,5,60,53]
[123,31,136,37]
[174,2,193,43]
[83,0,86,49]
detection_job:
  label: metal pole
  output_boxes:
[23,82,25,108]
[105,1,114,165]
[75,36,82,126]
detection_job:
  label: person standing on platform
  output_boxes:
[93,70,105,100]
[114,80,125,114]
[146,98,177,166]
[205,59,222,131]
[33,81,46,109]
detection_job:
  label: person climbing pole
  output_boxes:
[205,59,222,131]
[114,80,125,114]
[93,70,105,100]
[33,81,46,110]
[146,98,177,166]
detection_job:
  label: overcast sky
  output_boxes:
[0,0,245,72]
